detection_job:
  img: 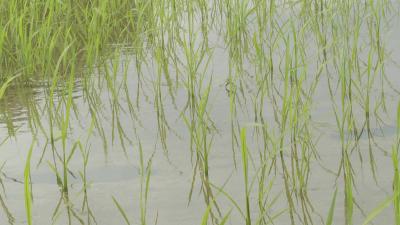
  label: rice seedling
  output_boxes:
[77,121,97,225]
[200,204,231,225]
[325,188,338,225]
[112,141,154,225]
[24,140,35,225]
[240,127,251,225]
[360,102,400,224]
[0,74,21,99]
[393,102,400,224]
[0,0,399,225]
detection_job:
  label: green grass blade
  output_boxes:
[0,73,21,99]
[24,140,35,225]
[112,196,131,225]
[326,188,338,225]
[201,205,211,225]
[362,196,393,225]
[219,210,232,225]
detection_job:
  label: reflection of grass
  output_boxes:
[0,74,20,224]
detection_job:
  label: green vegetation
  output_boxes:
[0,0,398,224]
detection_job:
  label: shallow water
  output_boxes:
[1,2,400,225]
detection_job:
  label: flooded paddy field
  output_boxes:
[0,1,400,225]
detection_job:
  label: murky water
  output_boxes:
[1,2,400,225]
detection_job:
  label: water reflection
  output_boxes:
[0,79,84,135]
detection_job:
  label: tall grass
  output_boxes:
[0,0,142,80]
